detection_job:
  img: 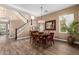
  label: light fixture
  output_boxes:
[40,6,43,20]
[44,10,48,13]
[38,6,45,23]
[38,20,45,23]
[27,18,28,23]
[31,16,35,20]
[30,16,35,25]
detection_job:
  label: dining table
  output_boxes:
[31,32,49,48]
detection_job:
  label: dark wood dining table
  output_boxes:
[31,32,49,48]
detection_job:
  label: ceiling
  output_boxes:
[5,4,76,17]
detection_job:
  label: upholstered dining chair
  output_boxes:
[47,33,54,46]
[31,32,41,47]
[30,31,38,43]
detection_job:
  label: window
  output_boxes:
[0,23,6,33]
[59,14,74,33]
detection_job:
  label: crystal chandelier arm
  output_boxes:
[40,6,43,20]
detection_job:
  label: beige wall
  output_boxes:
[0,6,33,38]
[37,5,79,41]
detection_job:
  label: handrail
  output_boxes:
[17,20,30,33]
[17,22,27,30]
[17,10,28,21]
[15,20,31,40]
[16,10,30,30]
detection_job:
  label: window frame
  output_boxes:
[59,14,74,33]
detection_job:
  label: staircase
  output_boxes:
[14,10,36,40]
[15,20,31,40]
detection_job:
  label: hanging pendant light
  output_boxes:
[38,6,45,23]
[40,6,43,20]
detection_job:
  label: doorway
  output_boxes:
[0,23,8,35]
[0,19,9,35]
[0,18,10,43]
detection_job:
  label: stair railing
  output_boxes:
[15,10,31,40]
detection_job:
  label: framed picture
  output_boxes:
[45,20,56,30]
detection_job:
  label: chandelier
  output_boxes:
[40,6,43,20]
[38,6,46,23]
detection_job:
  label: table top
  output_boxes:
[33,33,49,37]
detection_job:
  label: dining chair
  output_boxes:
[30,31,38,43]
[47,33,54,46]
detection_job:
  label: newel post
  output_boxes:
[15,29,17,40]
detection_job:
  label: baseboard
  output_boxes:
[9,37,15,39]
[9,36,30,40]
[54,38,67,42]
[17,36,30,40]
[54,38,79,44]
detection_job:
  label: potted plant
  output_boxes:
[64,21,79,44]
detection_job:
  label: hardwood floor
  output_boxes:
[0,35,79,55]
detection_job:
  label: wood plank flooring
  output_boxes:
[0,35,79,55]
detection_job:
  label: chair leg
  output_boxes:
[50,42,52,46]
[30,37,32,44]
[52,40,54,44]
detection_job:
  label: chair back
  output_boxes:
[30,31,38,36]
[48,33,54,41]
[50,33,54,38]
